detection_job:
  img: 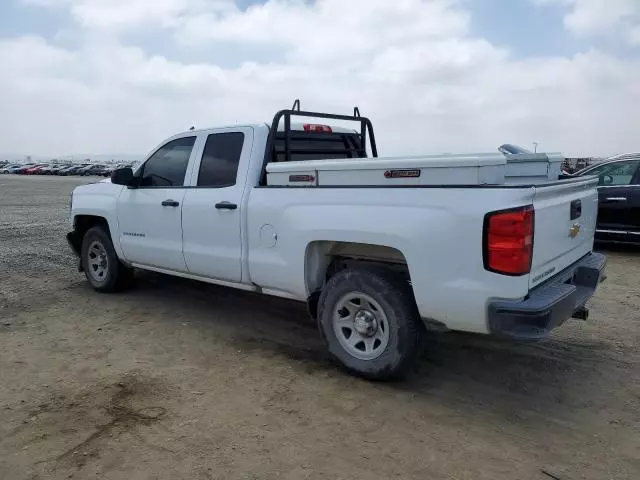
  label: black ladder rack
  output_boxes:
[260,100,378,184]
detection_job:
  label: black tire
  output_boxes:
[317,267,423,380]
[81,226,133,292]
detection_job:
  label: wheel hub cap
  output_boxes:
[332,292,390,361]
[353,310,378,337]
[87,240,109,282]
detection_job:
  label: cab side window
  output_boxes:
[139,136,196,187]
[197,132,245,188]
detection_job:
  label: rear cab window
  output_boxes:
[197,132,245,188]
[272,129,367,162]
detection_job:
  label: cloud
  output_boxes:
[628,24,640,45]
[175,0,469,49]
[535,0,640,44]
[23,0,235,30]
[2,0,639,158]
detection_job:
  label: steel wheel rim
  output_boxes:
[332,292,390,360]
[87,240,109,283]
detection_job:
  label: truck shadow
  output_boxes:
[117,270,616,421]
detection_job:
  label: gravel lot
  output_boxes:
[0,175,638,480]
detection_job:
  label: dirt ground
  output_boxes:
[0,175,638,480]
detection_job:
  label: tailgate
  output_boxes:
[530,178,599,288]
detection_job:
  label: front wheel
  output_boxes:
[81,226,133,292]
[317,267,423,380]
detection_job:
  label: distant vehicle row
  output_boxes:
[1,163,136,176]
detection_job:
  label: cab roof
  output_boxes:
[176,122,357,137]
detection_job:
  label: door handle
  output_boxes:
[215,202,238,210]
[603,197,627,202]
[161,199,180,207]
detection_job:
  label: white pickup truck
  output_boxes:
[67,101,606,379]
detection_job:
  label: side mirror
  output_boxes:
[111,167,134,186]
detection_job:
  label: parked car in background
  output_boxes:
[33,164,52,174]
[14,164,33,174]
[14,163,38,174]
[72,164,92,175]
[59,164,90,176]
[81,164,108,176]
[57,165,78,176]
[39,164,63,175]
[24,164,48,175]
[572,154,640,244]
[1,164,22,174]
[100,166,114,177]
[76,165,95,176]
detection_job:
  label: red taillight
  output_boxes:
[483,205,534,276]
[303,124,332,133]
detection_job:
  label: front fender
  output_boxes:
[71,182,126,259]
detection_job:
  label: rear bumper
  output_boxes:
[488,252,606,340]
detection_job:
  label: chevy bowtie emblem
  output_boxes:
[569,223,581,239]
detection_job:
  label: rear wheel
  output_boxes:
[81,226,133,292]
[317,267,423,380]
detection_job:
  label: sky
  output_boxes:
[0,0,638,158]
